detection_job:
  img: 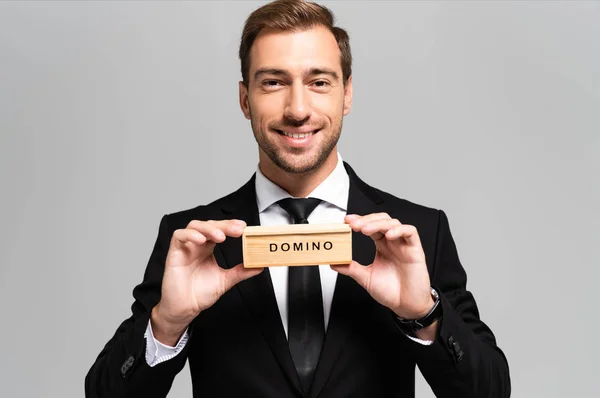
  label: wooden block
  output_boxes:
[242,223,352,268]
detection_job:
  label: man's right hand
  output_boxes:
[151,219,263,346]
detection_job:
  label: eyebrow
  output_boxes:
[254,67,340,81]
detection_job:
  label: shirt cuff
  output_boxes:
[144,319,189,367]
[406,334,434,346]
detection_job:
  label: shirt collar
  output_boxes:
[255,152,349,213]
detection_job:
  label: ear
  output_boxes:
[239,81,251,120]
[343,75,353,116]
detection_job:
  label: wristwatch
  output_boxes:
[392,287,442,333]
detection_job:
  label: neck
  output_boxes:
[258,150,338,198]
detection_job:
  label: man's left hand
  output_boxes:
[331,213,435,321]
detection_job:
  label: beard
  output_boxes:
[249,107,343,175]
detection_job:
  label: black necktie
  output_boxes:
[277,197,324,393]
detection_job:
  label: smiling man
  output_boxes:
[85,1,510,397]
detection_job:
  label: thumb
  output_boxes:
[223,263,264,290]
[330,260,371,290]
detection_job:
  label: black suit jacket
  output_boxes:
[85,162,510,398]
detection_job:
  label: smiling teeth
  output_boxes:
[281,131,315,139]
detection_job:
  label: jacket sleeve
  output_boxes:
[404,210,511,398]
[84,214,190,398]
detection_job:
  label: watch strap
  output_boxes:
[392,287,442,333]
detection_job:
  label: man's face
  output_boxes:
[239,25,353,174]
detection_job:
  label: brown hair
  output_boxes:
[239,0,352,86]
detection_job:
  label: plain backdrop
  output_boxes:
[1,1,598,397]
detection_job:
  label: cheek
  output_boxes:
[252,95,285,122]
[312,95,343,124]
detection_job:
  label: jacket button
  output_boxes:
[450,340,463,362]
[121,356,135,378]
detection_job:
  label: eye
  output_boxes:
[312,80,331,91]
[262,80,283,89]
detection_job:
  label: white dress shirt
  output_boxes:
[144,153,430,367]
[255,153,349,337]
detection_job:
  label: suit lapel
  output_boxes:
[309,162,383,398]
[216,175,303,395]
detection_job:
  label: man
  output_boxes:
[85,1,510,397]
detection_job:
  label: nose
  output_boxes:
[284,82,312,122]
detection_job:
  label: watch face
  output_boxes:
[392,288,442,333]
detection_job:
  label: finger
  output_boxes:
[344,214,361,222]
[345,213,391,231]
[385,224,422,246]
[222,263,264,291]
[187,220,246,242]
[330,261,371,290]
[188,222,228,243]
[345,212,391,224]
[207,219,247,235]
[171,228,207,249]
[207,219,247,238]
[359,218,401,238]
[188,219,246,231]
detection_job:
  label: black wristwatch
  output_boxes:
[392,287,442,333]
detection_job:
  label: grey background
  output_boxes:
[0,0,598,397]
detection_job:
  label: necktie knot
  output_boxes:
[277,198,322,224]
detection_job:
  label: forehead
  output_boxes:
[250,25,342,77]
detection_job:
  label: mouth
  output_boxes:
[273,128,320,148]
[275,129,320,138]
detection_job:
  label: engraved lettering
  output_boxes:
[267,241,334,252]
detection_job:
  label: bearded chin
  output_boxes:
[268,145,330,175]
[250,114,342,175]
